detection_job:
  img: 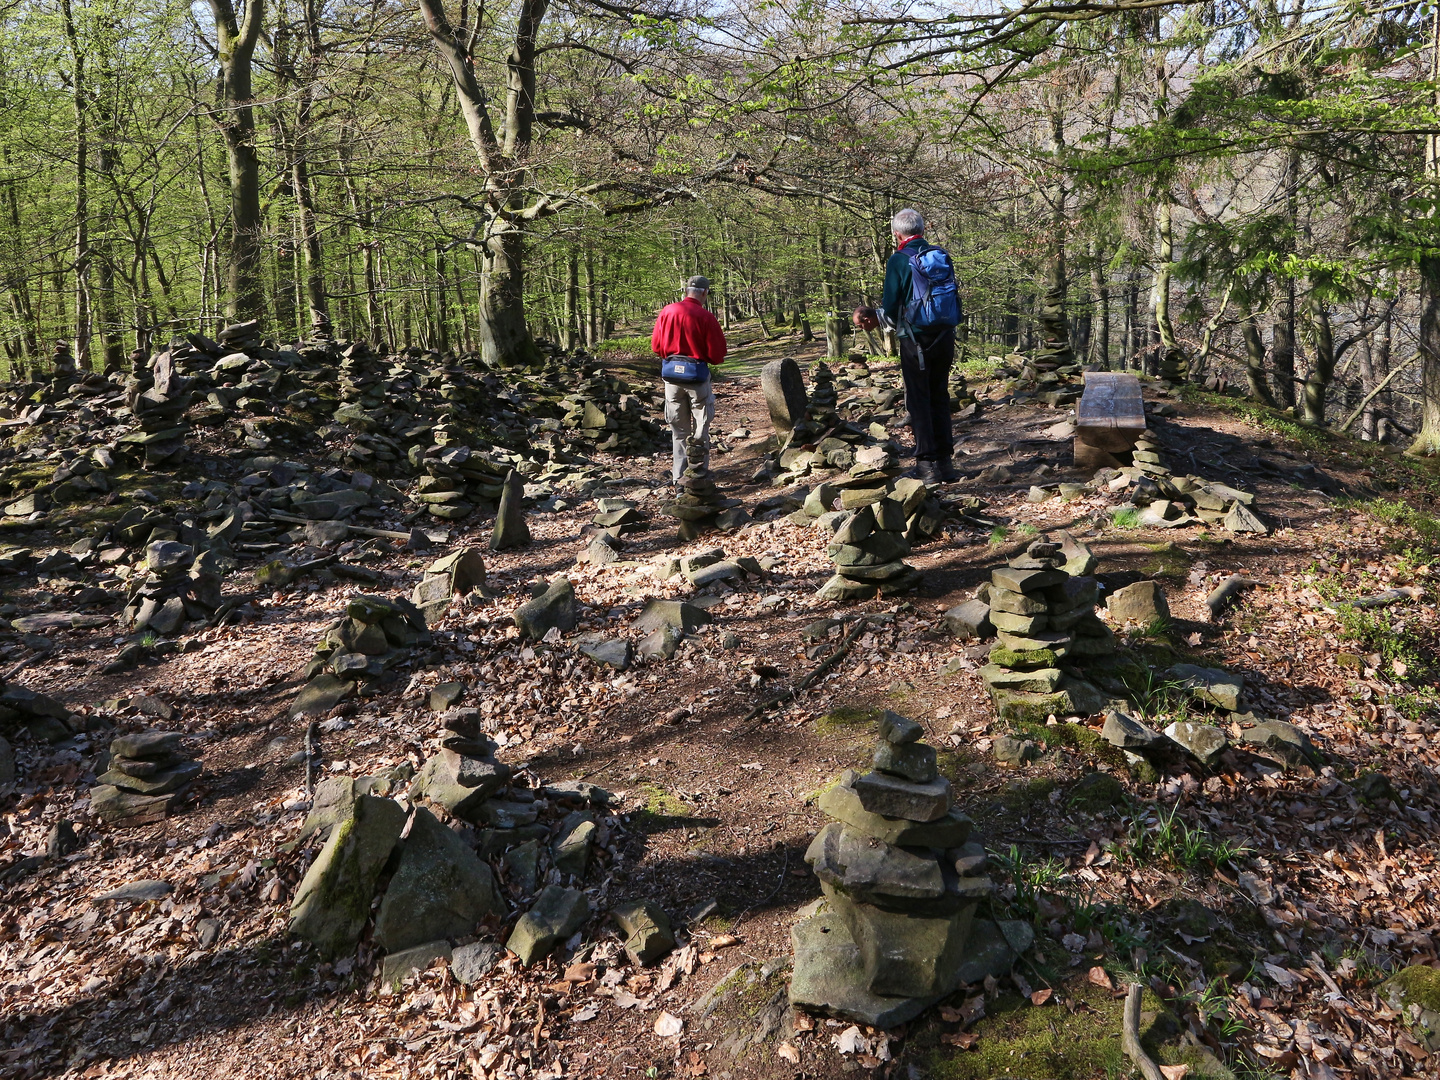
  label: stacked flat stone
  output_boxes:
[121,349,192,468]
[91,730,201,826]
[411,547,487,623]
[663,436,745,540]
[337,342,385,410]
[591,497,646,540]
[1130,431,1170,479]
[294,594,431,716]
[559,366,667,454]
[791,712,994,1026]
[815,482,926,601]
[980,540,1116,722]
[123,540,222,637]
[414,444,510,520]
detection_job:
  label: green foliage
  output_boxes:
[1120,804,1250,872]
[1110,507,1141,530]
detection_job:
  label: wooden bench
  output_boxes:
[1074,372,1146,468]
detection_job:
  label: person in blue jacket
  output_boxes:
[856,208,958,484]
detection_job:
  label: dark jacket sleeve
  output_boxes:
[881,250,912,325]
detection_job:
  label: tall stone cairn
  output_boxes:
[789,712,999,1027]
[815,483,926,601]
[662,436,744,540]
[978,539,1116,723]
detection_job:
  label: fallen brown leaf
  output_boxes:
[1159,1065,1189,1080]
[1088,966,1113,990]
[1030,988,1053,1006]
[941,1031,978,1049]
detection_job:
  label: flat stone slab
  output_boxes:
[95,879,173,903]
[1075,372,1147,452]
[381,940,452,986]
[818,772,971,847]
[851,770,952,822]
[806,822,944,901]
[1168,663,1244,711]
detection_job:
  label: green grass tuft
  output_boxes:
[1110,506,1141,529]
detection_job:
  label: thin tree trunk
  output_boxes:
[1236,278,1277,407]
[1152,200,1184,380]
[1301,287,1336,425]
[208,0,266,322]
[60,0,91,367]
[1411,254,1440,455]
[564,247,578,351]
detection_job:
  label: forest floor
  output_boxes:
[3,326,1440,1080]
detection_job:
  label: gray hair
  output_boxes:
[891,207,924,238]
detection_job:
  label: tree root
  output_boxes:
[1122,983,1165,1080]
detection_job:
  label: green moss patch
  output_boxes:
[814,704,882,736]
[1384,964,1440,1012]
[920,983,1200,1080]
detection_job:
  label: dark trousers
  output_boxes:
[899,327,955,462]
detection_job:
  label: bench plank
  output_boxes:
[1075,372,1146,452]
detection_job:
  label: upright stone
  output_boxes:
[491,469,530,551]
[762,358,808,436]
[289,795,406,959]
[374,807,503,953]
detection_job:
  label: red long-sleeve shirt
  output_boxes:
[651,297,727,366]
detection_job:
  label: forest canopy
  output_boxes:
[1,0,1438,447]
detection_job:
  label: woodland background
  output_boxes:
[1,0,1439,447]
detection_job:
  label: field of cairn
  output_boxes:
[0,328,1438,1080]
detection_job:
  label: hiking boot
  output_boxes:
[914,461,943,486]
[938,458,959,483]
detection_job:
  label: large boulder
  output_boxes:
[514,578,578,640]
[1106,580,1169,625]
[289,795,406,959]
[374,807,503,954]
[610,900,675,966]
[410,749,510,820]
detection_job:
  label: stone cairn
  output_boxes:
[122,349,192,468]
[123,540,223,637]
[976,539,1118,723]
[790,712,1025,1028]
[293,595,431,717]
[411,547,487,624]
[91,730,202,826]
[816,482,926,601]
[662,436,746,540]
[416,445,510,521]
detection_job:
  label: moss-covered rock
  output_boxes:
[289,795,406,959]
[1383,965,1440,1050]
[1068,771,1126,812]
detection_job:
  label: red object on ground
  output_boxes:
[651,297,727,366]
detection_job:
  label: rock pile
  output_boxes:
[122,541,223,636]
[121,349,192,469]
[559,363,667,454]
[411,547,487,623]
[791,712,1024,1027]
[971,539,1121,722]
[662,436,746,540]
[0,680,81,745]
[293,595,431,717]
[288,765,623,973]
[816,481,929,601]
[91,730,201,826]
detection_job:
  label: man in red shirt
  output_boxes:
[651,275,727,484]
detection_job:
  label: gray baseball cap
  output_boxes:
[686,275,711,291]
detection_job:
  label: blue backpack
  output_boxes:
[904,245,961,331]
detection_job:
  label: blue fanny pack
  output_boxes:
[661,355,709,384]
